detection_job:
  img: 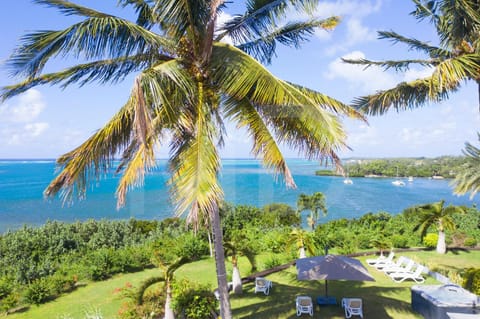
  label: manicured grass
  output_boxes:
[8,250,480,319]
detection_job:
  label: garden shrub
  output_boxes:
[116,282,164,319]
[0,292,19,313]
[262,255,283,270]
[463,268,480,295]
[175,233,209,261]
[23,278,51,305]
[172,280,217,319]
[391,235,409,248]
[423,233,438,249]
[464,237,477,248]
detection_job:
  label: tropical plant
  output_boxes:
[287,228,317,258]
[136,255,190,319]
[407,200,467,253]
[297,192,328,230]
[1,1,363,316]
[453,135,480,198]
[343,0,480,199]
[345,0,480,114]
[223,230,257,294]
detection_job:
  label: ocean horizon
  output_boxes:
[0,158,478,233]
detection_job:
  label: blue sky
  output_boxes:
[0,0,478,159]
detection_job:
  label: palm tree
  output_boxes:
[407,200,466,254]
[136,256,190,319]
[344,0,480,114]
[223,230,257,294]
[453,134,480,198]
[297,192,327,230]
[288,228,317,258]
[1,1,363,317]
[344,0,480,201]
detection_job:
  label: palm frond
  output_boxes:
[118,0,157,28]
[237,17,339,64]
[342,57,435,71]
[351,75,457,115]
[44,99,136,203]
[217,0,326,45]
[34,0,114,18]
[169,83,223,230]
[1,54,172,101]
[377,31,451,59]
[453,134,480,198]
[153,0,210,43]
[6,16,172,78]
[224,97,295,187]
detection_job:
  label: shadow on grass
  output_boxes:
[231,272,419,319]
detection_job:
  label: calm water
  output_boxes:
[0,159,478,232]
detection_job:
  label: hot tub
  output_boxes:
[411,284,480,319]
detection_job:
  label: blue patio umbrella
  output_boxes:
[296,254,375,298]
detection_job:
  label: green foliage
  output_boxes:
[423,233,438,248]
[23,279,51,305]
[117,282,164,319]
[261,203,300,227]
[341,157,466,178]
[463,268,480,295]
[391,235,409,248]
[175,233,209,261]
[172,280,217,319]
[262,255,284,270]
[464,237,478,247]
[314,170,335,176]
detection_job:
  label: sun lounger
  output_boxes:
[254,277,272,295]
[389,264,425,283]
[374,255,405,270]
[382,258,415,274]
[342,298,363,318]
[366,251,394,266]
[296,296,314,317]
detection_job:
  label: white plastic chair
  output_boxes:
[254,277,272,295]
[389,264,425,283]
[296,296,313,317]
[366,251,394,266]
[372,253,397,270]
[342,298,363,318]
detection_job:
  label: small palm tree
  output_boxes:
[408,200,466,254]
[223,231,257,294]
[287,228,317,258]
[136,256,190,319]
[297,192,327,230]
[453,134,480,198]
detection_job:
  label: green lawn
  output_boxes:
[7,250,480,319]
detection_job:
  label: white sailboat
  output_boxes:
[392,167,405,186]
[343,169,353,184]
[408,176,414,182]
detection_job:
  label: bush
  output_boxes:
[175,233,209,260]
[464,237,477,248]
[391,235,409,248]
[423,233,438,249]
[23,279,51,305]
[172,280,217,319]
[463,268,480,295]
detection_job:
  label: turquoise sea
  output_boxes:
[0,159,478,233]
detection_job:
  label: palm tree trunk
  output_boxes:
[299,247,306,258]
[212,204,232,319]
[437,230,447,254]
[208,230,214,257]
[164,283,175,319]
[232,265,242,294]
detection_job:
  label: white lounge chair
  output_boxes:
[389,264,425,283]
[366,251,394,266]
[254,277,272,295]
[296,296,313,317]
[342,298,363,318]
[374,254,403,270]
[383,258,415,274]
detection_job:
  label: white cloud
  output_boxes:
[325,51,397,93]
[0,89,49,147]
[215,12,234,45]
[0,89,45,123]
[315,0,382,54]
[403,67,434,82]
